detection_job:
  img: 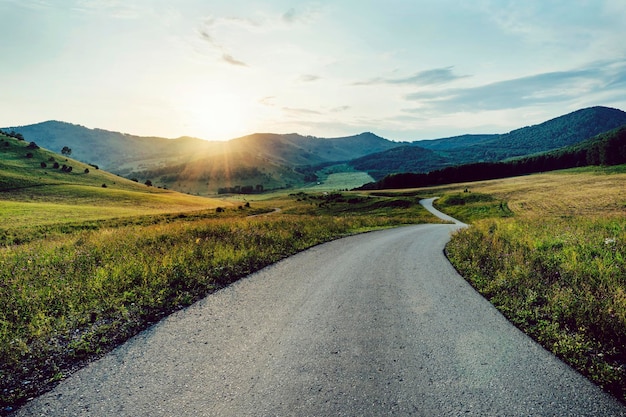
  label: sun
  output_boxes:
[179,91,252,140]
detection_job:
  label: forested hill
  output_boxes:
[358,124,626,190]
[434,106,626,163]
[350,106,626,180]
[348,146,449,181]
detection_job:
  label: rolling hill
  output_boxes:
[350,106,626,179]
[0,131,226,223]
[349,145,449,180]
[423,106,626,161]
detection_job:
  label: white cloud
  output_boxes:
[354,67,469,87]
[298,74,321,82]
[73,0,147,19]
[405,60,625,112]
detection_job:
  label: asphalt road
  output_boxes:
[13,201,626,416]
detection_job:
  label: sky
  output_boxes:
[1,0,626,142]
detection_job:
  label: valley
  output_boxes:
[2,107,626,412]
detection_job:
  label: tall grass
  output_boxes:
[1,194,433,410]
[445,208,626,401]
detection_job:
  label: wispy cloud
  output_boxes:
[73,0,146,19]
[259,96,276,106]
[221,53,247,67]
[8,0,144,17]
[389,67,469,86]
[282,5,321,24]
[199,30,214,44]
[194,5,323,68]
[197,18,249,67]
[298,74,320,82]
[405,60,626,112]
[4,0,55,10]
[283,107,322,116]
[282,8,297,23]
[354,67,468,86]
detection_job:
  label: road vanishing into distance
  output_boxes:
[14,199,626,416]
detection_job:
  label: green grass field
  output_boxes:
[305,171,375,191]
[0,180,437,410]
[304,164,375,192]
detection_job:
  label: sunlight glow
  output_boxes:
[179,90,252,140]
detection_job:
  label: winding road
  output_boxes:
[13,199,626,416]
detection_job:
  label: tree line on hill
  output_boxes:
[358,125,626,190]
[0,129,25,141]
[217,184,265,194]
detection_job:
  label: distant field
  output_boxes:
[425,167,626,220]
[305,171,374,192]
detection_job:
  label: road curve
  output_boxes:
[419,197,467,227]
[13,206,626,416]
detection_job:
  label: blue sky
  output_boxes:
[1,0,625,141]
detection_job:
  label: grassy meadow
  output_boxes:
[425,167,626,402]
[0,180,438,410]
[3,127,626,408]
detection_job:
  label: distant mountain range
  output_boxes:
[5,106,626,194]
[349,106,626,179]
[1,121,400,194]
[359,123,626,190]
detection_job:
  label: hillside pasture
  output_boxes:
[1,187,226,228]
[427,167,626,403]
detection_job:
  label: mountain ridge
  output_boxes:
[359,123,626,190]
[5,106,626,194]
[351,106,626,179]
[2,122,403,194]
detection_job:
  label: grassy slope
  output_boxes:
[0,133,234,253]
[0,134,228,224]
